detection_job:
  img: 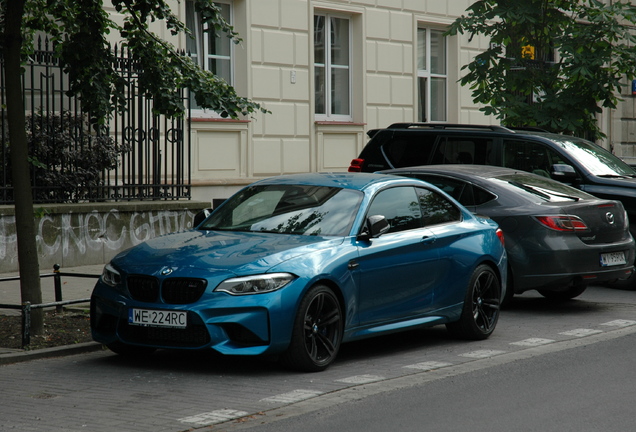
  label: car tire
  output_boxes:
[446,264,501,340]
[538,285,587,301]
[106,341,156,356]
[280,285,343,372]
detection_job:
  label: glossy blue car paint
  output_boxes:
[91,172,506,370]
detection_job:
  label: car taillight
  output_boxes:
[496,228,505,246]
[348,158,364,172]
[534,215,588,231]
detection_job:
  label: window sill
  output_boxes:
[315,121,366,126]
[191,118,250,123]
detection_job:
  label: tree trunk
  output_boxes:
[3,0,44,334]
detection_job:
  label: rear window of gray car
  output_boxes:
[491,173,595,202]
[404,174,496,207]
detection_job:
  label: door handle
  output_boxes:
[421,235,436,244]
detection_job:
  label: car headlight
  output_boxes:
[215,273,296,295]
[101,263,122,287]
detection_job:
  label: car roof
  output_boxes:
[381,164,601,202]
[381,164,525,180]
[253,172,422,192]
[372,123,582,144]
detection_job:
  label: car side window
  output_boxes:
[367,187,423,233]
[393,173,498,209]
[415,187,461,226]
[431,137,495,165]
[382,133,437,168]
[408,173,468,202]
[472,184,496,205]
[503,140,569,178]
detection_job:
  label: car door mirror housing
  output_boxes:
[551,164,577,179]
[193,208,213,227]
[358,215,390,241]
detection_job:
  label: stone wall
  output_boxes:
[0,201,210,273]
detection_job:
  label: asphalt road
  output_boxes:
[230,330,636,432]
[1,285,636,432]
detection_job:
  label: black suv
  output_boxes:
[349,123,636,237]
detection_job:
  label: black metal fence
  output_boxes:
[0,265,99,348]
[0,38,191,204]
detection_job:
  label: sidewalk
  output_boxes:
[0,264,104,315]
[0,264,106,363]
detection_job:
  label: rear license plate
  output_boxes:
[128,309,187,328]
[600,251,627,267]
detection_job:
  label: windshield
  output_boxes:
[199,184,363,236]
[548,135,636,177]
[490,173,594,202]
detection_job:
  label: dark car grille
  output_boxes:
[162,278,207,304]
[127,276,159,302]
[127,276,208,304]
[119,312,211,347]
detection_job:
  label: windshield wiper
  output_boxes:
[597,174,636,179]
[508,181,579,201]
[539,190,579,201]
[508,181,551,199]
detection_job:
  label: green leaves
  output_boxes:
[449,0,636,140]
[5,0,268,124]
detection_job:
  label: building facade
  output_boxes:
[106,0,636,204]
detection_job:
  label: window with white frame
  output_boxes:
[186,0,233,113]
[314,13,351,121]
[417,28,447,122]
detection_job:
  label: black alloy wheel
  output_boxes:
[281,285,343,372]
[447,264,501,340]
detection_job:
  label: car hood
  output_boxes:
[111,229,344,276]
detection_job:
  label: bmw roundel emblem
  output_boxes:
[606,212,615,225]
[161,267,174,276]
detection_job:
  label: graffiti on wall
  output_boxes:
[0,208,199,266]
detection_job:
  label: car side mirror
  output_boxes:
[193,208,213,227]
[358,215,390,242]
[551,164,577,180]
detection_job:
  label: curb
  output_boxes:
[0,342,104,366]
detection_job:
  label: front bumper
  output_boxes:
[90,280,297,356]
[509,235,635,293]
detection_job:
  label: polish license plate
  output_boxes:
[128,309,187,328]
[600,251,627,267]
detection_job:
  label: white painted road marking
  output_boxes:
[510,338,555,347]
[403,361,453,371]
[601,319,636,328]
[178,409,249,426]
[337,374,385,384]
[459,350,507,359]
[559,328,603,337]
[261,389,323,404]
